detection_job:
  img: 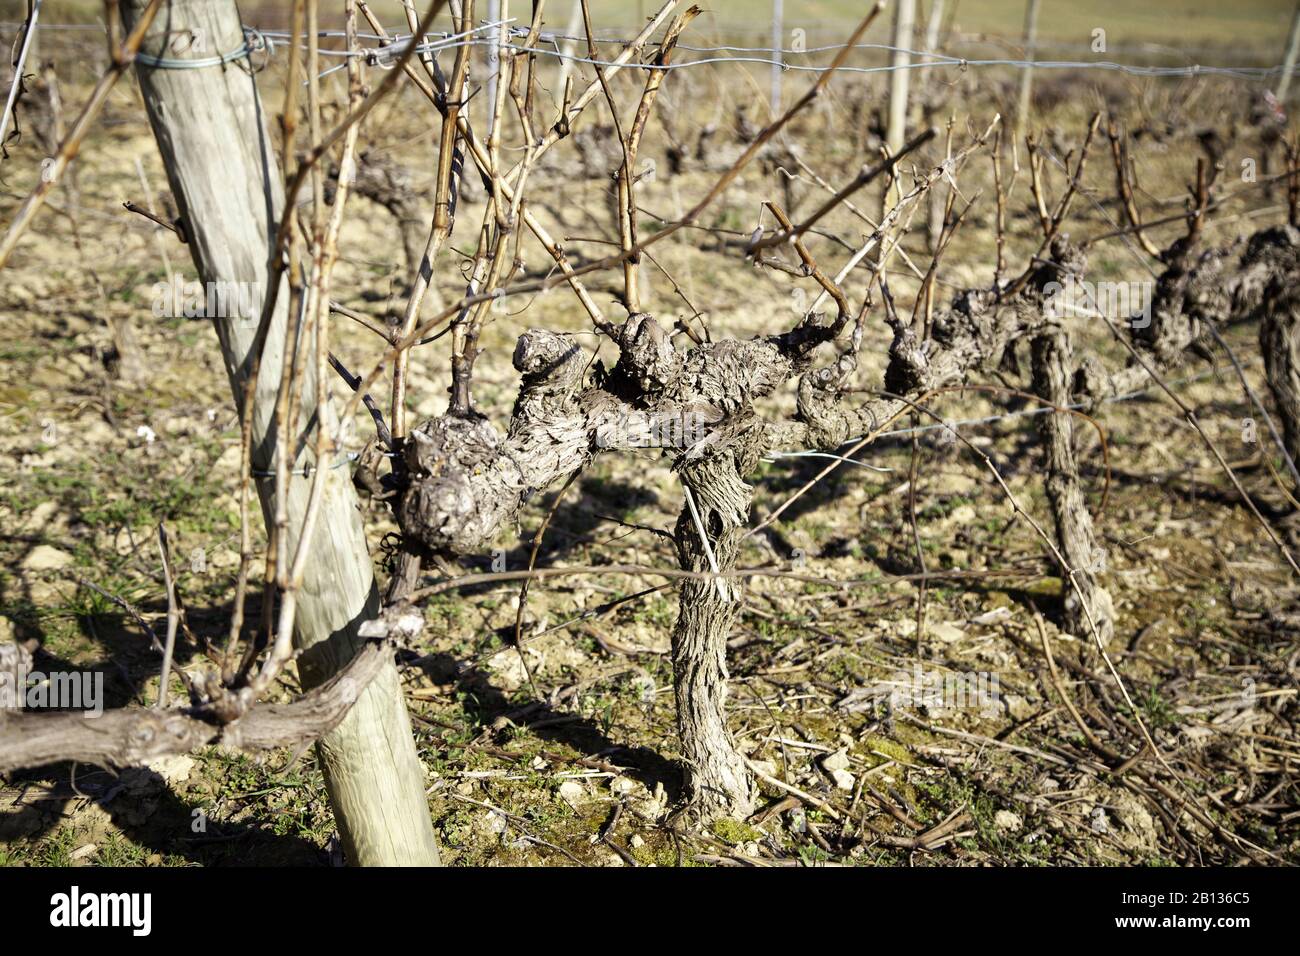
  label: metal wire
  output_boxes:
[8,20,1299,83]
[132,26,275,70]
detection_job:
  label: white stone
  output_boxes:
[828,767,855,791]
[146,754,195,784]
[557,780,584,808]
[994,809,1023,832]
[822,748,851,772]
[929,621,966,643]
[22,545,72,571]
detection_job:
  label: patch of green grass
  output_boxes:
[1138,688,1180,731]
[425,590,467,628]
[34,827,78,867]
[797,842,831,865]
[861,733,912,768]
[96,831,152,866]
[711,818,762,846]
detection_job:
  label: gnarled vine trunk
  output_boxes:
[1032,329,1115,645]
[1261,299,1300,486]
[671,454,759,820]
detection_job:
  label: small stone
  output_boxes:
[145,754,195,785]
[557,780,584,808]
[629,834,645,849]
[632,781,668,821]
[949,505,977,524]
[22,545,72,571]
[994,809,1023,833]
[828,767,855,791]
[1090,806,1110,834]
[486,648,529,691]
[929,621,966,643]
[969,606,1012,626]
[1111,790,1159,852]
[821,748,851,772]
[610,776,637,795]
[21,501,59,533]
[215,444,242,471]
[1003,693,1035,721]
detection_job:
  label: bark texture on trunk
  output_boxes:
[1262,306,1300,479]
[1260,275,1300,483]
[124,0,439,866]
[1032,329,1115,645]
[671,451,759,821]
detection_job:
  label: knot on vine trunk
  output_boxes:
[401,330,600,555]
[1239,225,1300,316]
[398,414,509,554]
[796,364,856,449]
[512,328,585,418]
[611,313,683,396]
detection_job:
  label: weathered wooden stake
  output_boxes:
[1015,0,1041,140]
[886,0,914,157]
[1277,2,1300,103]
[923,0,944,56]
[0,0,41,147]
[556,0,583,106]
[123,0,439,866]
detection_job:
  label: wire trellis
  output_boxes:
[5,18,1300,84]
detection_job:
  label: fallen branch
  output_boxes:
[0,638,392,775]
